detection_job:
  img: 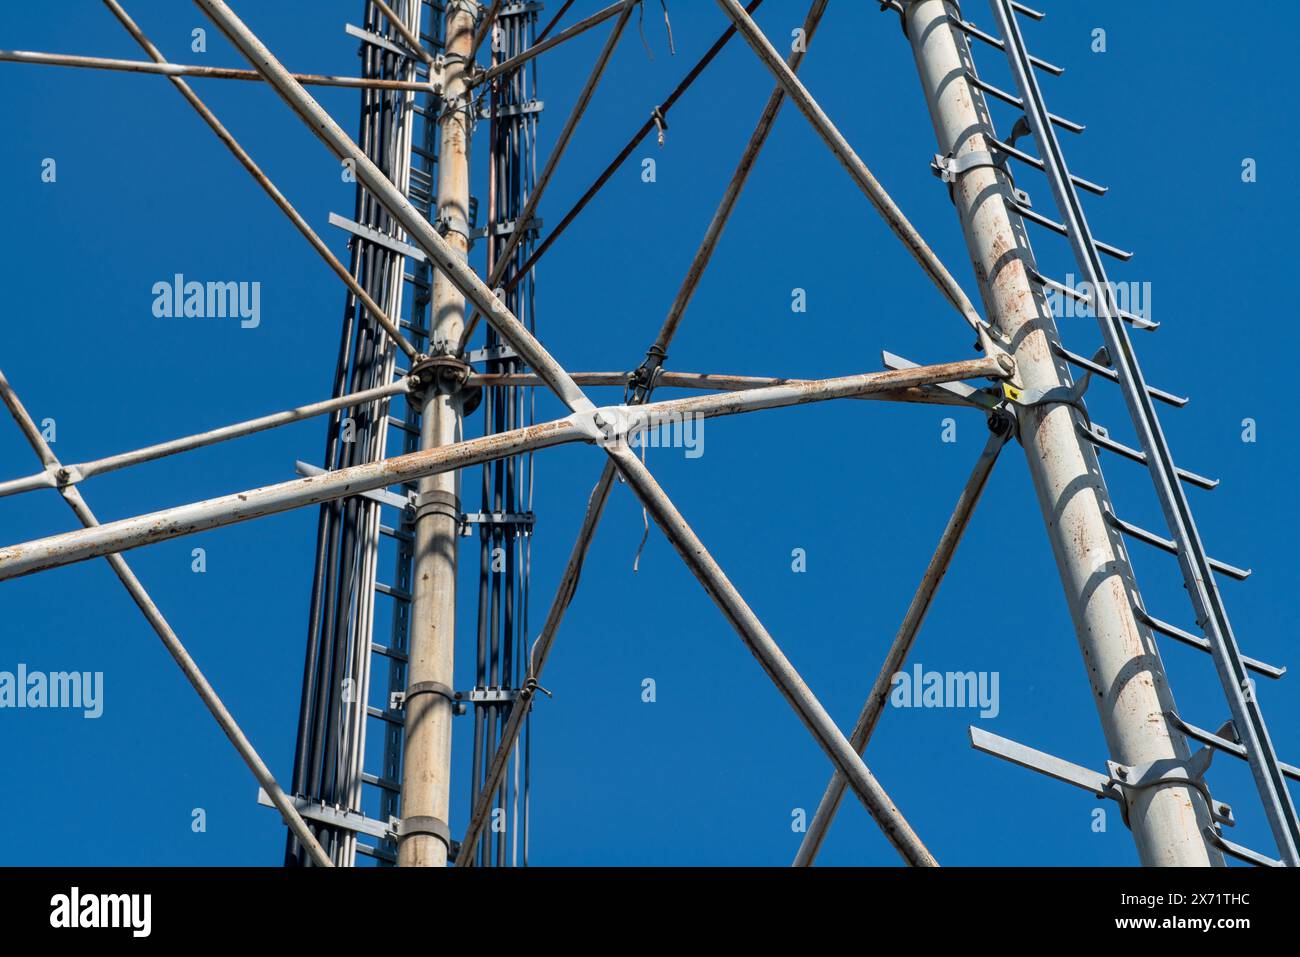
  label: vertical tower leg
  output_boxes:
[397,0,478,868]
[904,0,1221,866]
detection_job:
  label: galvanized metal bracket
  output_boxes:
[880,350,1004,411]
[466,343,518,364]
[256,788,392,842]
[294,462,415,512]
[970,726,1235,831]
[464,688,519,705]
[458,510,535,538]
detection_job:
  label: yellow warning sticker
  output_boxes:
[1002,383,1023,403]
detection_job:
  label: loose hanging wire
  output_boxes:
[638,0,675,61]
[632,434,650,572]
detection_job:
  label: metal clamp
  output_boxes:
[1000,367,1092,425]
[931,149,1002,184]
[878,0,907,35]
[1106,750,1233,831]
[650,105,668,146]
[392,814,452,849]
[626,345,667,404]
[412,489,462,525]
[405,680,457,704]
[435,214,474,248]
[409,353,471,393]
[394,680,467,716]
[50,463,82,488]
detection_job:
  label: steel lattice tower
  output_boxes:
[0,0,1295,869]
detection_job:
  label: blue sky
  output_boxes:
[0,1,1296,866]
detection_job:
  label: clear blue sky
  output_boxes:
[0,1,1295,866]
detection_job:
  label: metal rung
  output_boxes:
[499,1,546,17]
[370,640,409,663]
[1138,611,1283,679]
[403,273,431,290]
[989,136,1106,195]
[1167,712,1299,777]
[356,842,397,864]
[361,771,402,792]
[950,18,1064,75]
[375,581,413,603]
[1032,270,1155,329]
[1036,276,1156,329]
[387,414,419,435]
[329,212,427,262]
[966,72,1082,133]
[379,523,413,543]
[1012,201,1132,260]
[1054,344,1182,405]
[1205,827,1282,867]
[345,22,418,60]
[1081,423,1216,489]
[367,706,406,726]
[1010,1,1045,18]
[1106,512,1250,580]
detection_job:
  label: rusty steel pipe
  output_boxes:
[0,358,1006,581]
[0,47,435,91]
[0,376,412,499]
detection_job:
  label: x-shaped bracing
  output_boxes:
[0,0,1023,866]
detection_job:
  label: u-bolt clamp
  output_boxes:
[1105,748,1235,832]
